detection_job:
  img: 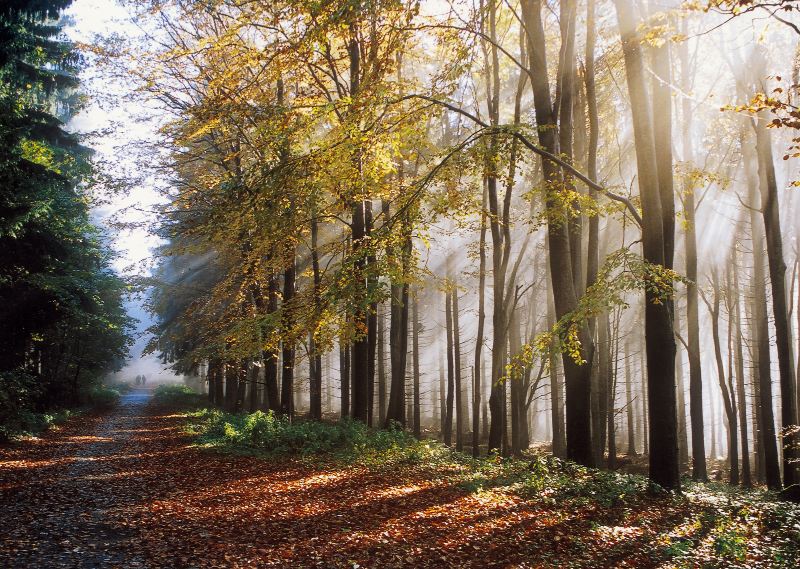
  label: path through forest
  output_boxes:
[1,389,710,568]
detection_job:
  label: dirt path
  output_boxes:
[0,388,696,568]
[0,387,156,568]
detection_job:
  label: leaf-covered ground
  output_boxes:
[1,386,798,568]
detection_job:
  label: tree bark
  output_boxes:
[444,283,455,446]
[754,111,798,487]
[521,0,593,467]
[613,0,679,490]
[452,286,463,451]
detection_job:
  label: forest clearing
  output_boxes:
[3,0,800,566]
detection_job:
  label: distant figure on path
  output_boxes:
[135,375,141,386]
[142,375,147,385]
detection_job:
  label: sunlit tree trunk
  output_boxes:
[521,0,593,466]
[444,282,454,446]
[754,109,798,486]
[613,0,679,489]
[473,184,487,457]
[412,292,421,438]
[452,286,463,451]
[744,124,782,489]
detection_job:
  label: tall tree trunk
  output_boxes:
[444,283,455,446]
[678,25,707,479]
[521,0,593,466]
[625,344,637,455]
[473,184,487,457]
[606,315,617,469]
[613,0,679,489]
[452,286,463,451]
[385,213,410,427]
[744,124,782,489]
[547,263,566,458]
[366,201,377,427]
[754,111,798,487]
[340,334,350,418]
[732,246,752,486]
[281,255,295,419]
[412,292,421,438]
[310,215,323,420]
[378,301,387,425]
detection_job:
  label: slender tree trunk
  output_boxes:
[366,202,377,427]
[744,124,782,489]
[626,345,637,455]
[444,284,455,446]
[281,255,295,419]
[755,111,798,486]
[340,335,350,418]
[613,0,679,489]
[412,293,421,438]
[473,184,487,457]
[521,0,593,466]
[310,216,323,420]
[378,302,387,425]
[732,249,752,486]
[452,286,463,451]
[703,270,739,485]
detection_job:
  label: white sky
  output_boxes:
[66,0,181,381]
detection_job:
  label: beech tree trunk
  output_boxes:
[613,0,679,490]
[744,124,782,490]
[412,293,421,438]
[452,286,463,451]
[521,0,593,467]
[280,255,295,419]
[444,284,455,446]
[754,111,798,487]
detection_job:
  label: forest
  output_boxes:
[2,0,800,567]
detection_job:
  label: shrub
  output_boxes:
[154,384,205,408]
[192,409,424,465]
[87,385,121,410]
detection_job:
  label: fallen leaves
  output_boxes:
[1,391,798,568]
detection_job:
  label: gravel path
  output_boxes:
[0,387,154,568]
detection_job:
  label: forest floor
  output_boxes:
[1,386,799,568]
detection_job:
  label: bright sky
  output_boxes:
[66,0,181,381]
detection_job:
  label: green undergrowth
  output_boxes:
[162,387,799,567]
[154,384,209,408]
[1,382,127,441]
[0,408,79,441]
[181,405,652,508]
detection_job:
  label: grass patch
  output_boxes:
[187,409,428,468]
[154,384,207,408]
